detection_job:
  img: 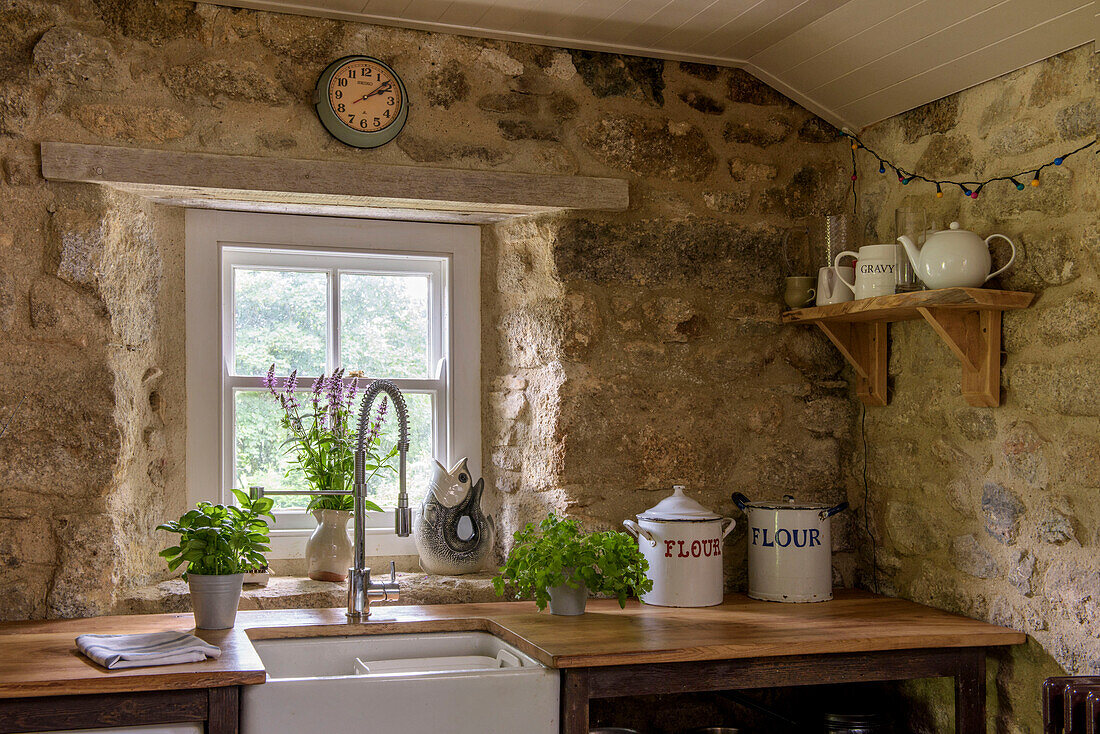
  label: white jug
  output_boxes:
[832,244,897,300]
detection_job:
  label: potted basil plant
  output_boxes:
[157,489,275,629]
[493,514,653,615]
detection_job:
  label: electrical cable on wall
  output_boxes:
[844,131,1096,199]
[861,402,878,594]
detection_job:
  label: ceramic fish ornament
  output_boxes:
[413,458,495,575]
[425,457,475,508]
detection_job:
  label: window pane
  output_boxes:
[233,390,311,510]
[340,273,430,378]
[235,269,327,377]
[361,392,434,507]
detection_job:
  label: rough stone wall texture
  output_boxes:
[0,0,850,621]
[854,45,1099,733]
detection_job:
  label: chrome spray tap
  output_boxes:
[252,378,411,621]
[347,379,410,621]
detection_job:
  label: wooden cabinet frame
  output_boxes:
[562,647,986,733]
[0,687,239,734]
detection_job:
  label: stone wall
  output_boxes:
[853,45,1098,732]
[0,0,850,620]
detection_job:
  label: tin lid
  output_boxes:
[638,485,720,521]
[743,494,833,511]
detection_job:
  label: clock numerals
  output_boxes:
[318,57,406,147]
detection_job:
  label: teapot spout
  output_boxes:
[897,234,921,271]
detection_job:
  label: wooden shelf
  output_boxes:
[781,288,1034,407]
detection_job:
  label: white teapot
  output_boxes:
[897,222,1016,289]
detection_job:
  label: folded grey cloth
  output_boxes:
[76,631,222,670]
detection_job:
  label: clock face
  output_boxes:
[328,58,402,133]
[315,56,409,148]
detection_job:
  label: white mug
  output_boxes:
[833,244,898,300]
[816,265,855,306]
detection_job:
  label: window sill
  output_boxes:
[116,573,499,615]
[267,527,418,559]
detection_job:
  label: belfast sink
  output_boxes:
[241,631,558,734]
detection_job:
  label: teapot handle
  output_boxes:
[832,251,859,295]
[984,234,1016,282]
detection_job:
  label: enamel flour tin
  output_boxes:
[732,493,847,603]
[623,486,735,607]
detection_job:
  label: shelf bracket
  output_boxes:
[917,307,1002,407]
[816,321,887,406]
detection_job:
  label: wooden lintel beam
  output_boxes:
[40,141,629,214]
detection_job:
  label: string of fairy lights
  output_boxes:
[844,131,1096,199]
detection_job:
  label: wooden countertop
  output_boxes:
[0,590,1024,699]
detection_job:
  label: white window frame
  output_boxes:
[186,210,481,558]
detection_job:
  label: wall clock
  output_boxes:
[313,56,409,148]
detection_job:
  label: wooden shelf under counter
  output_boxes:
[781,287,1034,407]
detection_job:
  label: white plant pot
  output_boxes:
[188,573,244,629]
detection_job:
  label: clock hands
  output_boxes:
[354,80,392,103]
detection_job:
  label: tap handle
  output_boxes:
[388,561,397,583]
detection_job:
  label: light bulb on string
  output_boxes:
[844,132,1093,200]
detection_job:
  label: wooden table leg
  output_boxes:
[562,669,590,734]
[955,649,986,734]
[207,687,240,734]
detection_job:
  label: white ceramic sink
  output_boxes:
[241,631,558,734]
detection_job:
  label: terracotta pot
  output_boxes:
[306,509,353,582]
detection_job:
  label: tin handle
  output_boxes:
[819,501,849,521]
[720,517,736,539]
[731,492,751,511]
[623,519,656,547]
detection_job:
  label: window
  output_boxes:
[186,211,481,557]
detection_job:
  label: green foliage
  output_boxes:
[265,368,395,514]
[157,489,275,577]
[232,269,436,509]
[492,514,653,611]
[234,269,327,377]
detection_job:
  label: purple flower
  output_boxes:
[327,369,346,428]
[365,396,387,447]
[264,364,278,397]
[311,374,324,409]
[285,369,299,411]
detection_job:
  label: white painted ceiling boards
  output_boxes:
[204,0,1097,129]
